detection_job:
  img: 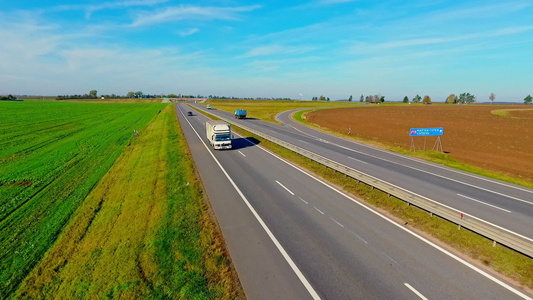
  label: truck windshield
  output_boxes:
[215,134,231,141]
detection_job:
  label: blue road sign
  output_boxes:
[409,127,443,136]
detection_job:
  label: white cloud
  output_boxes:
[131,5,262,27]
[350,25,533,54]
[318,0,359,5]
[240,45,315,58]
[426,2,530,22]
[178,28,199,37]
[53,0,169,18]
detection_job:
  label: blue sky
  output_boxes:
[1,0,532,102]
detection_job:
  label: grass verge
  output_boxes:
[202,99,361,123]
[195,106,533,291]
[16,105,242,299]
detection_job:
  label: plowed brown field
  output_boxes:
[305,105,533,182]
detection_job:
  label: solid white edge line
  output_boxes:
[457,194,512,213]
[203,106,533,243]
[196,105,533,299]
[276,180,295,196]
[404,283,428,300]
[284,110,533,196]
[250,130,533,300]
[327,136,531,205]
[177,104,321,300]
[262,121,533,243]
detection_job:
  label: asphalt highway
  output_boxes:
[192,105,533,242]
[175,103,532,300]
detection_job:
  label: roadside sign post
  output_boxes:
[409,127,443,152]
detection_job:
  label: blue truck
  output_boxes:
[234,109,247,119]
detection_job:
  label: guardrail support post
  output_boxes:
[493,240,497,247]
[458,224,461,230]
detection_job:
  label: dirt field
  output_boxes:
[305,104,533,182]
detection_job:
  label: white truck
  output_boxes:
[206,120,232,150]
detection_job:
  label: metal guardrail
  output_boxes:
[200,108,533,258]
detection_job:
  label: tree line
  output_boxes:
[52,90,533,104]
[0,94,18,101]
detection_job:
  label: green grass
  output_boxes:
[491,108,533,117]
[203,99,362,123]
[14,105,241,299]
[0,101,167,297]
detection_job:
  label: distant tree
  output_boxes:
[326,97,330,101]
[348,95,353,102]
[489,93,496,104]
[525,94,533,105]
[422,95,431,104]
[403,96,409,103]
[446,94,456,104]
[127,91,135,98]
[412,94,421,103]
[89,90,97,98]
[0,94,17,101]
[167,93,178,98]
[134,91,143,98]
[359,94,364,102]
[380,96,385,102]
[319,95,325,101]
[458,92,475,104]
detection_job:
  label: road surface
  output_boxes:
[175,103,531,300]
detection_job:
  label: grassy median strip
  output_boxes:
[16,105,241,299]
[194,105,533,291]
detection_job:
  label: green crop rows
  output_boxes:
[0,101,167,296]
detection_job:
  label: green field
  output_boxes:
[203,99,361,123]
[1,102,240,298]
[11,104,239,299]
[0,101,167,296]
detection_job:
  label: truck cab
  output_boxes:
[206,120,232,150]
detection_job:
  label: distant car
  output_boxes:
[187,111,193,116]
